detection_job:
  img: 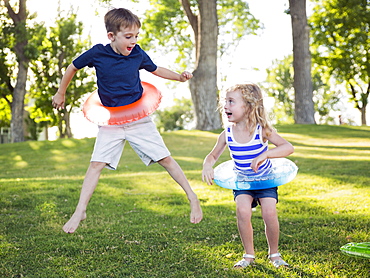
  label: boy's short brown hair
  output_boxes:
[104,8,141,34]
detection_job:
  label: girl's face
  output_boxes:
[224,90,247,123]
[108,25,139,56]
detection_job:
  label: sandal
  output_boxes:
[233,254,255,268]
[268,253,289,268]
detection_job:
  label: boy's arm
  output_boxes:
[52,64,79,109]
[151,66,192,82]
[202,131,227,185]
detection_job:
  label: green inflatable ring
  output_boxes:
[340,242,370,259]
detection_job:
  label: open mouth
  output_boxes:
[127,47,133,51]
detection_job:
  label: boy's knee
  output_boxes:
[90,161,107,171]
[157,156,173,167]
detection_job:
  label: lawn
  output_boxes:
[1,124,369,277]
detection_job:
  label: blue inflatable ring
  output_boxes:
[214,158,298,190]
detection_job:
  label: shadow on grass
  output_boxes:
[0,138,95,179]
[276,124,370,139]
[288,141,370,152]
[2,178,369,277]
[1,126,369,277]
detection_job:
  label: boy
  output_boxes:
[52,8,202,233]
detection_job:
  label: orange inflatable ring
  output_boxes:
[82,82,162,126]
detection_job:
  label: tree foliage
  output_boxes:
[0,11,12,128]
[140,0,260,69]
[154,97,194,132]
[0,0,45,142]
[0,98,11,127]
[137,0,260,130]
[310,0,370,125]
[264,55,341,124]
[29,9,95,138]
[264,56,295,123]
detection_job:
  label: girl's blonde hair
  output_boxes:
[225,83,274,136]
[104,8,141,34]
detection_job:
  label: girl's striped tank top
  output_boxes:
[226,124,272,177]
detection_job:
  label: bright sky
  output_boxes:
[29,0,293,83]
[27,0,363,138]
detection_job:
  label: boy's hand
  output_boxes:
[52,92,65,110]
[179,71,193,82]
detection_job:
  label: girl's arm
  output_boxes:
[52,63,79,109]
[202,131,227,185]
[151,66,192,82]
[251,128,294,172]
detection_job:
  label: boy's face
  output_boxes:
[108,25,140,56]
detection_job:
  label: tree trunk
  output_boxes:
[11,64,28,142]
[360,106,367,126]
[57,110,73,138]
[359,89,368,126]
[349,81,369,126]
[289,0,316,124]
[64,110,73,138]
[188,0,221,130]
[5,0,29,142]
[360,83,369,126]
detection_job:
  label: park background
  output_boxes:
[23,0,368,140]
[1,0,370,277]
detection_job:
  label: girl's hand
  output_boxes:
[251,153,267,173]
[202,165,214,185]
[52,92,66,110]
[179,71,193,82]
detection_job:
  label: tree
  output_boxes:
[264,56,295,124]
[0,99,11,127]
[0,0,44,142]
[264,55,341,124]
[140,0,260,130]
[0,10,12,128]
[0,22,11,129]
[29,9,95,138]
[288,0,316,124]
[310,0,369,125]
[154,97,194,131]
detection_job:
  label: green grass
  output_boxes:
[1,124,369,277]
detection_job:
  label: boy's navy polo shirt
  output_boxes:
[73,44,157,107]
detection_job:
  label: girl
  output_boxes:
[202,83,294,268]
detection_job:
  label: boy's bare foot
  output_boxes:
[63,210,87,233]
[189,198,203,224]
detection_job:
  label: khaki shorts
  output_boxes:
[91,116,170,170]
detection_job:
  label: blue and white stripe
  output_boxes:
[226,124,272,178]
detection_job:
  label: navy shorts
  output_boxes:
[233,187,278,208]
